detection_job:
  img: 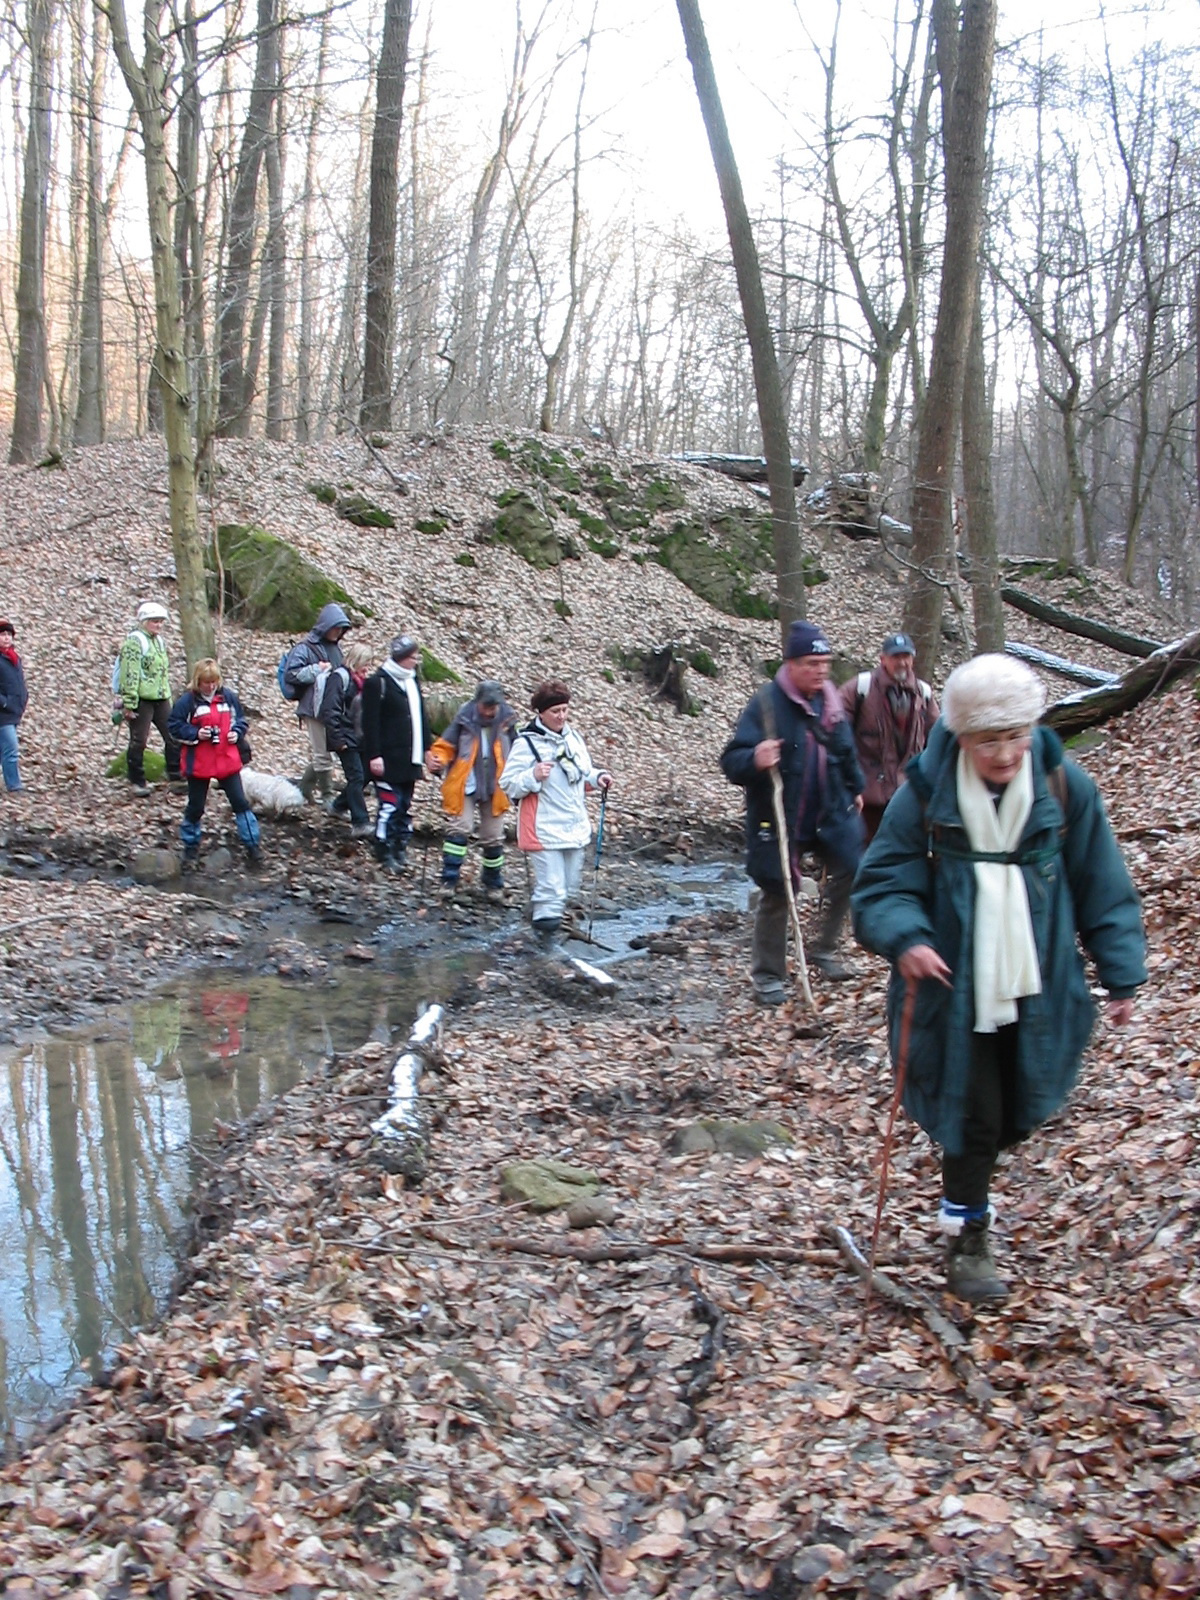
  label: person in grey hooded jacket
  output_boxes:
[283,602,352,800]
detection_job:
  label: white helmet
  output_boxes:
[136,601,169,622]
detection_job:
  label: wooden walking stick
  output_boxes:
[861,976,918,1328]
[757,685,816,1011]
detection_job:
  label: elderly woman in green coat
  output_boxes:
[852,655,1146,1304]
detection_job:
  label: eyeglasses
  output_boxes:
[968,730,1032,757]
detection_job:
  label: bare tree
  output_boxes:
[104,0,213,665]
[902,0,997,672]
[676,0,806,636]
[74,1,108,445]
[9,0,54,464]
[359,0,413,431]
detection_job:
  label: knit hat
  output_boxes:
[784,620,832,659]
[390,635,419,662]
[475,679,504,705]
[136,601,169,622]
[531,678,571,713]
[0,619,14,637]
[881,632,916,657]
[942,654,1046,736]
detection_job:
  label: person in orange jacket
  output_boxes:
[426,680,517,893]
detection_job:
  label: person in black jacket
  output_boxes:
[721,620,865,1002]
[361,634,430,871]
[0,619,29,792]
[319,640,375,839]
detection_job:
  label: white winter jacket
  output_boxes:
[500,719,607,851]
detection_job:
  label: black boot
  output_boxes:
[533,917,563,953]
[946,1218,1009,1304]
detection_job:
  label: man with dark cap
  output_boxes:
[283,601,354,801]
[841,632,939,842]
[721,620,865,1001]
[362,634,430,872]
[426,679,517,894]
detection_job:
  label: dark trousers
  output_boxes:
[128,698,180,782]
[941,1025,1023,1209]
[333,748,370,826]
[375,780,415,855]
[751,855,854,985]
[185,772,251,822]
[862,803,887,844]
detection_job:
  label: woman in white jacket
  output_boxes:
[500,679,613,946]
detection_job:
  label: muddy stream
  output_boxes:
[0,860,748,1448]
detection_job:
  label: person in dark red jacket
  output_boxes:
[168,660,261,865]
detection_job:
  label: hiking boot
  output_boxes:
[810,949,853,981]
[753,978,786,1007]
[350,822,374,840]
[946,1218,1009,1304]
[128,781,152,798]
[297,766,320,801]
[533,917,564,953]
[244,846,262,870]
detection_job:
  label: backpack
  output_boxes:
[922,763,1069,868]
[854,668,933,722]
[278,644,300,701]
[112,629,152,698]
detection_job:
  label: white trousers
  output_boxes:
[529,847,584,924]
[304,716,334,773]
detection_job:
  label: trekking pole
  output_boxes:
[861,976,917,1330]
[586,786,608,945]
[769,767,816,1011]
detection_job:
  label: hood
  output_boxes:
[461,697,515,733]
[310,602,352,640]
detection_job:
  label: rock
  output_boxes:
[210,522,371,632]
[668,1118,792,1158]
[130,848,181,885]
[566,1195,617,1229]
[500,1158,601,1212]
[207,847,234,874]
[344,944,376,963]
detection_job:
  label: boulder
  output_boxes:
[566,1195,617,1229]
[130,848,181,885]
[668,1118,793,1158]
[500,1158,600,1212]
[210,523,371,634]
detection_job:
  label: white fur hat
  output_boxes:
[942,654,1046,736]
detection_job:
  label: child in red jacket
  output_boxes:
[168,660,261,864]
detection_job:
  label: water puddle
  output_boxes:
[0,948,475,1450]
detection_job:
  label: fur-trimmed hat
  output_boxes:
[136,601,169,622]
[942,654,1045,736]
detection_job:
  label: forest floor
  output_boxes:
[0,436,1197,1597]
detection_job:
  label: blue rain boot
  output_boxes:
[235,808,262,867]
[180,815,202,865]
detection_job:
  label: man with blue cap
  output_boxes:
[721,620,865,1001]
[840,631,939,842]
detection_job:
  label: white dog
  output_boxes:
[239,768,307,818]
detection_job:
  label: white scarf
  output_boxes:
[956,749,1042,1033]
[382,659,424,765]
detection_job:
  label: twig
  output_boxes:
[546,1507,613,1599]
[679,1267,726,1404]
[483,1233,838,1267]
[827,1223,970,1361]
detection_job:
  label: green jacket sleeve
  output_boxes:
[1060,763,1147,995]
[851,781,937,962]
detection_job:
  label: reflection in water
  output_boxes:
[0,950,469,1450]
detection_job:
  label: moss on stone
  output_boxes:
[210,523,370,633]
[306,481,338,506]
[415,515,449,536]
[335,493,395,529]
[586,536,621,559]
[652,509,777,619]
[487,488,579,569]
[689,648,718,678]
[553,598,573,619]
[420,648,460,685]
[454,551,477,567]
[107,749,167,781]
[641,476,687,513]
[489,439,513,460]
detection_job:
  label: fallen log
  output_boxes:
[675,451,808,486]
[1042,625,1200,737]
[1006,640,1118,687]
[1001,585,1164,658]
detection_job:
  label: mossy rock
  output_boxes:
[306,480,338,506]
[488,489,578,570]
[556,495,610,539]
[420,648,460,685]
[454,551,477,567]
[668,1118,793,1158]
[653,510,777,619]
[516,438,582,492]
[489,439,513,461]
[642,476,687,514]
[210,523,370,634]
[689,648,718,678]
[424,687,465,738]
[107,749,166,781]
[801,553,830,587]
[499,1159,600,1212]
[415,515,449,536]
[335,493,395,529]
[553,598,572,619]
[586,536,621,559]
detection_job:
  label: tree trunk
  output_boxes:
[264,91,287,441]
[296,9,331,444]
[359,0,413,432]
[74,3,108,446]
[107,0,214,669]
[216,0,281,437]
[1000,586,1162,658]
[1041,628,1200,737]
[961,271,1004,650]
[675,0,806,641]
[9,0,54,465]
[902,0,996,675]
